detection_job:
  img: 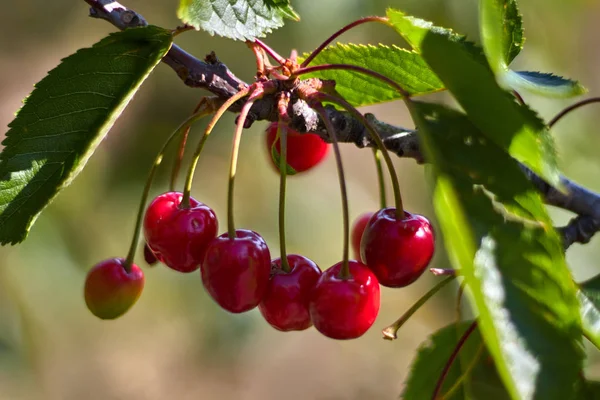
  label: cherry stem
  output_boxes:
[277,123,291,273]
[431,320,478,400]
[372,148,387,209]
[441,343,484,400]
[295,64,410,98]
[313,102,351,279]
[382,276,456,340]
[253,39,286,66]
[456,281,466,323]
[124,104,214,272]
[512,90,525,105]
[171,24,194,37]
[227,98,256,237]
[170,98,207,191]
[318,92,404,218]
[301,16,389,68]
[430,268,457,277]
[181,89,250,209]
[548,97,600,128]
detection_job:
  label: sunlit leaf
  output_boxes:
[409,100,584,400]
[0,26,173,244]
[387,8,562,189]
[177,0,298,41]
[299,43,444,107]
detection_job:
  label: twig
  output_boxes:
[558,215,600,249]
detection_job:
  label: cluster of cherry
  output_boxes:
[83,121,435,340]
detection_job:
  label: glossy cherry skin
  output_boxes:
[84,258,145,320]
[144,192,218,273]
[309,261,380,340]
[351,212,374,261]
[201,229,271,313]
[266,122,330,173]
[143,243,158,266]
[361,208,435,288]
[259,255,322,331]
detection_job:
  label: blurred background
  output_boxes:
[0,0,599,398]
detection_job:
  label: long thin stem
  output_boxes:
[372,148,387,209]
[319,92,404,217]
[227,99,256,237]
[124,106,214,271]
[382,276,455,340]
[431,321,478,400]
[313,102,351,279]
[301,16,389,67]
[295,64,409,98]
[253,39,286,66]
[170,98,207,191]
[440,343,485,399]
[548,97,600,128]
[181,90,250,209]
[277,123,291,272]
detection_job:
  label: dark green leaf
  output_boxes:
[408,100,584,400]
[581,381,600,399]
[177,0,298,41]
[0,26,173,244]
[299,43,444,107]
[403,321,510,399]
[502,70,587,98]
[480,0,524,71]
[387,9,562,189]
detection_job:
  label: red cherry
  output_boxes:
[201,229,271,313]
[144,192,218,273]
[259,255,322,331]
[351,212,374,261]
[143,243,158,266]
[84,258,145,319]
[361,208,435,288]
[309,261,380,339]
[266,122,330,173]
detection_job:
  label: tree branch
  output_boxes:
[83,0,600,247]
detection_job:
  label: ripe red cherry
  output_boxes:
[266,122,330,173]
[351,212,374,261]
[84,258,145,320]
[259,255,322,331]
[309,261,380,339]
[143,243,158,266]
[361,208,435,288]
[201,229,271,313]
[144,192,218,273]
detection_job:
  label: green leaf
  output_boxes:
[387,9,562,189]
[177,0,298,41]
[298,43,444,107]
[479,1,586,98]
[578,275,600,349]
[403,321,510,399]
[480,0,524,72]
[501,70,587,98]
[269,0,299,21]
[0,26,173,245]
[581,381,600,399]
[408,100,584,400]
[270,140,297,175]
